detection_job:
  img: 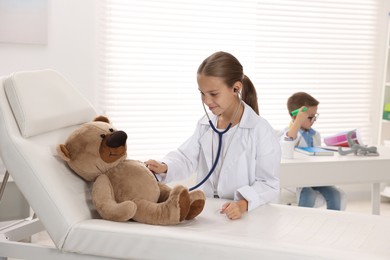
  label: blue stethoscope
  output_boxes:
[189,94,242,191]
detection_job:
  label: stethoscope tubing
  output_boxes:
[189,94,241,191]
[189,121,232,191]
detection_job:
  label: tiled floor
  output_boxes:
[2,183,390,259]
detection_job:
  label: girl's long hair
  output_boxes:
[197,51,259,115]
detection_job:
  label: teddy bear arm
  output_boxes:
[92,175,137,222]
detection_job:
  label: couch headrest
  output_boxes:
[4,69,97,137]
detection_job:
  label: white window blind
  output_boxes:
[98,0,381,160]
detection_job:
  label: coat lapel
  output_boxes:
[198,103,258,192]
[199,115,215,172]
[218,103,257,184]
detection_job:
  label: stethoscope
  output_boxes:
[189,92,242,191]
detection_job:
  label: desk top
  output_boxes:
[281,146,390,164]
[280,146,390,187]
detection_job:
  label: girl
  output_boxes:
[146,51,280,220]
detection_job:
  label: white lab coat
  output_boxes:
[161,103,281,211]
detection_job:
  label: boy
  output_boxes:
[280,92,343,210]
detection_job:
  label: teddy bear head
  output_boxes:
[57,116,128,182]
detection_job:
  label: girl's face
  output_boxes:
[197,74,238,117]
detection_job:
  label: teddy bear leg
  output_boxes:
[157,182,172,203]
[157,184,191,221]
[185,190,206,220]
[92,175,137,222]
[175,185,191,221]
[132,185,191,225]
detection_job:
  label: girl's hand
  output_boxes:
[144,159,167,174]
[220,199,248,220]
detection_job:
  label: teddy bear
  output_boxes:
[57,115,205,225]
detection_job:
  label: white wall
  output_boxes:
[372,1,390,145]
[0,0,387,143]
[0,0,98,107]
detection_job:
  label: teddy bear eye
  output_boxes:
[109,128,114,132]
[100,134,106,139]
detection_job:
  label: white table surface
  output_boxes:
[280,146,390,214]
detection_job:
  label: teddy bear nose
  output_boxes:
[106,130,127,148]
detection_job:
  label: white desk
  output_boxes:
[280,146,390,215]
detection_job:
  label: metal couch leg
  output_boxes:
[0,171,10,202]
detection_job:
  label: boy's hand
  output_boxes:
[287,106,308,139]
[294,106,309,125]
[144,159,167,174]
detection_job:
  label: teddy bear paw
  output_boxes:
[185,190,206,220]
[99,200,137,222]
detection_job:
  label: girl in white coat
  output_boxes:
[146,52,281,220]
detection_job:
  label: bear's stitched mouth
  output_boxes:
[109,152,125,157]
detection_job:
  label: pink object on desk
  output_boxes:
[323,129,361,147]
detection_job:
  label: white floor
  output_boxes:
[2,183,390,259]
[280,183,390,217]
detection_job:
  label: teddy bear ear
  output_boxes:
[94,115,110,123]
[57,144,71,162]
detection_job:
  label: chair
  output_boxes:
[1,69,390,260]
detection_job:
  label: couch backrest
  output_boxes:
[0,69,98,248]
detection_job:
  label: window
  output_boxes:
[98,0,381,159]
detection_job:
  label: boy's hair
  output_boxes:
[287,92,319,115]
